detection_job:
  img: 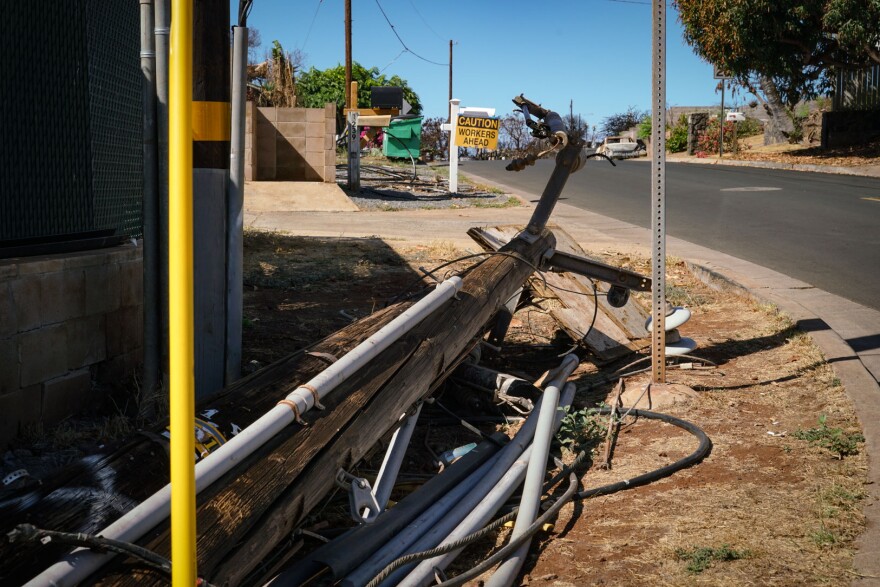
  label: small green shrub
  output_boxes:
[793,414,864,458]
[638,115,652,140]
[735,116,763,138]
[556,406,604,448]
[675,544,752,574]
[667,123,688,153]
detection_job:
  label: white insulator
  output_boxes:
[645,306,691,332]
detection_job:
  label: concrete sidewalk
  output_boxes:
[245,170,880,585]
[664,151,880,179]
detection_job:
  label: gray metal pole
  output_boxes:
[139,0,160,416]
[154,0,170,385]
[226,25,248,385]
[719,80,725,158]
[650,0,667,383]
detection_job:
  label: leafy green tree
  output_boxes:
[296,62,422,130]
[675,0,880,143]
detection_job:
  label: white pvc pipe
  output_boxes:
[26,277,462,587]
[364,403,423,522]
[486,359,578,587]
[393,382,577,587]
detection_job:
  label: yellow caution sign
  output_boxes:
[455,116,500,150]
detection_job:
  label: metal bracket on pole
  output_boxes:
[335,468,381,524]
[651,0,667,383]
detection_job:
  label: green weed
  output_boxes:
[674,544,751,574]
[793,414,864,458]
[556,406,604,448]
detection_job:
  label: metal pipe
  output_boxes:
[154,0,170,382]
[486,360,579,586]
[366,404,423,522]
[26,278,462,587]
[392,374,577,587]
[524,140,582,235]
[139,0,160,416]
[226,25,248,385]
[167,0,197,584]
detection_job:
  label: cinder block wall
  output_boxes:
[247,103,336,182]
[0,244,143,446]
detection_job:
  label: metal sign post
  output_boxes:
[719,79,725,157]
[713,66,732,159]
[448,98,460,194]
[651,0,667,384]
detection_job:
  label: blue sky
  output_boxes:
[238,0,736,128]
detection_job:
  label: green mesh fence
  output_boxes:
[0,1,142,244]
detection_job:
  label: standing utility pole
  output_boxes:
[448,40,453,120]
[345,0,352,108]
[192,0,230,398]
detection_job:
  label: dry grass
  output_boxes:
[506,252,868,586]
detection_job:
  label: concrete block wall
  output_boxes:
[0,244,144,446]
[247,103,336,182]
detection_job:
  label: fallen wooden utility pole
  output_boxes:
[89,229,556,586]
[1,304,412,586]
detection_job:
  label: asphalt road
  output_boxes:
[465,159,880,310]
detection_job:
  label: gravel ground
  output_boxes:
[336,163,520,211]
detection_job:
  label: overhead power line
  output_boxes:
[374,0,448,67]
[300,0,324,52]
[407,0,445,42]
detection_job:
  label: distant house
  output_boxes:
[666,104,770,125]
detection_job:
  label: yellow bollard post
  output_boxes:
[169,1,197,585]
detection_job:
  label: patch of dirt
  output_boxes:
[728,136,880,167]
[240,236,868,586]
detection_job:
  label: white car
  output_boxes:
[596,136,646,159]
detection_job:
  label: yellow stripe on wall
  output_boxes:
[192,101,231,141]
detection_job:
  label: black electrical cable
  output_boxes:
[366,408,712,586]
[8,523,171,575]
[386,251,548,306]
[8,524,222,586]
[365,474,578,587]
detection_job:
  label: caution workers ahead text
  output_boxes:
[455,116,500,150]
